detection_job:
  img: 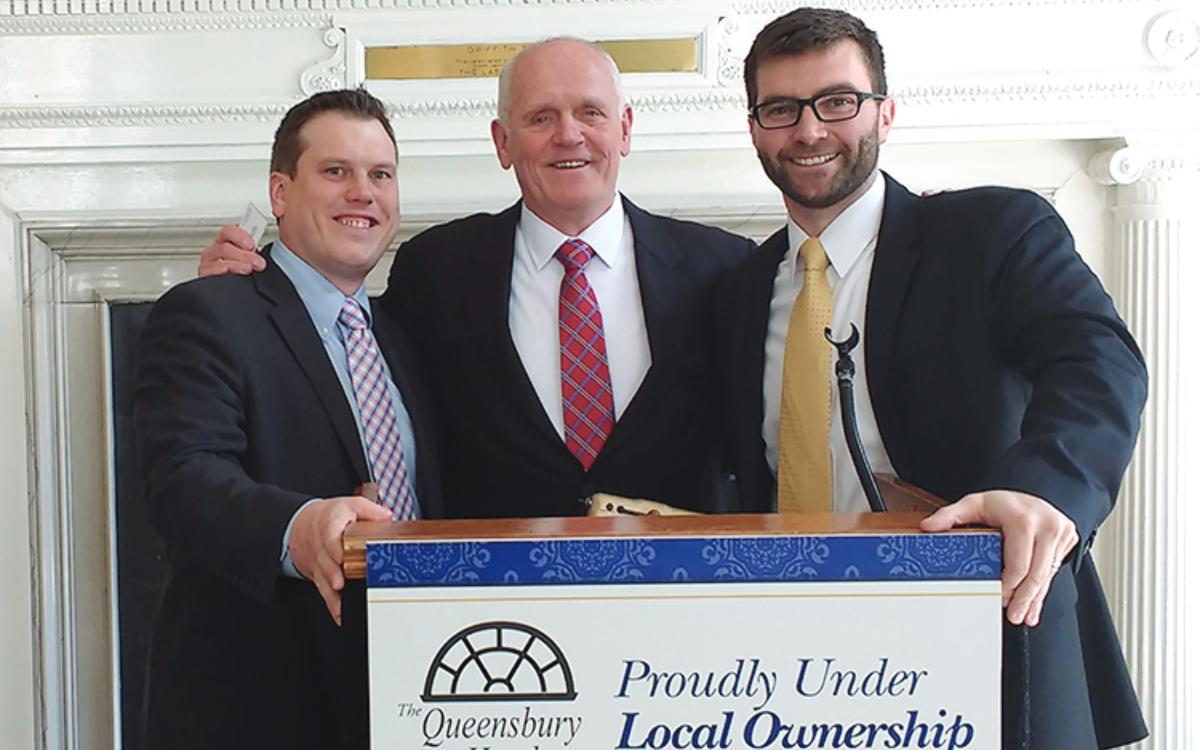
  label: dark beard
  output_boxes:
[757,129,880,210]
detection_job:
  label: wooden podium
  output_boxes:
[344,510,1000,749]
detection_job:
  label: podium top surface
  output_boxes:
[347,511,948,543]
[343,512,997,580]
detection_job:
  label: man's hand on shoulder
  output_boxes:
[920,489,1079,628]
[198,225,265,277]
[288,496,393,625]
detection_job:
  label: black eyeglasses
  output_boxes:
[750,91,886,129]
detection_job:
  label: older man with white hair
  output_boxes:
[201,38,754,518]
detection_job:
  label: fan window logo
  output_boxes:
[422,621,578,702]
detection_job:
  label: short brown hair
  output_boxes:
[270,88,396,176]
[744,8,887,108]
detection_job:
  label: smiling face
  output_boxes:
[268,111,399,295]
[491,39,632,236]
[750,39,893,234]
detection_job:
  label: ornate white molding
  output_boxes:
[1146,10,1200,67]
[1088,146,1148,186]
[1140,153,1200,183]
[0,0,1184,38]
[300,26,350,96]
[0,0,646,36]
[0,95,743,130]
[898,76,1200,106]
[1090,142,1200,206]
[0,11,333,36]
[0,0,1145,11]
[385,89,744,119]
[3,74,1197,131]
[715,15,744,88]
[3,0,631,8]
[400,76,1200,119]
[1116,157,1200,214]
[0,103,289,130]
[735,0,1164,12]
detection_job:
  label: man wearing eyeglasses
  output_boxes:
[717,8,1147,749]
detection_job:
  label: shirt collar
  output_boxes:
[270,239,372,332]
[518,194,627,271]
[785,171,886,279]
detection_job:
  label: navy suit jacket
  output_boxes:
[134,248,441,750]
[715,174,1148,749]
[380,196,754,518]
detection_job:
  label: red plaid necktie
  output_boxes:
[555,239,615,470]
[339,299,416,520]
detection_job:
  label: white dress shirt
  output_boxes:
[762,173,897,512]
[509,198,651,440]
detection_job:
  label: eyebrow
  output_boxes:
[757,82,871,102]
[519,104,556,120]
[316,157,397,169]
[520,98,612,118]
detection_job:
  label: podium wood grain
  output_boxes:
[343,509,981,579]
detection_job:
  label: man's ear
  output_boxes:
[618,104,633,157]
[491,119,513,170]
[268,171,289,219]
[877,97,896,145]
[747,113,761,150]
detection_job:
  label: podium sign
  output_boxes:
[362,516,1001,750]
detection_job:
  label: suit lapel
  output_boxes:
[740,228,789,467]
[624,197,684,359]
[465,203,566,449]
[254,247,370,481]
[370,304,443,519]
[864,174,921,476]
[598,198,685,450]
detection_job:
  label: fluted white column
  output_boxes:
[1094,147,1200,749]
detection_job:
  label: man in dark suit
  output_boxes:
[717,8,1147,748]
[135,89,441,750]
[202,38,754,518]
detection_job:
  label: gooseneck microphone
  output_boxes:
[824,324,886,512]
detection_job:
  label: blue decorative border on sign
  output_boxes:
[366,533,1000,588]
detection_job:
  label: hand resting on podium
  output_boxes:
[289,495,391,625]
[921,489,1079,628]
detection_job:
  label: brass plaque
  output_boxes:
[365,38,698,80]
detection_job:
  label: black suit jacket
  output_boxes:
[716,175,1148,749]
[134,248,441,750]
[380,196,753,518]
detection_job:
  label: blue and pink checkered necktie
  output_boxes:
[339,299,416,519]
[555,239,615,470]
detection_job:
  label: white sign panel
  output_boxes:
[366,533,1001,750]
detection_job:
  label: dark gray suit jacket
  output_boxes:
[381,196,754,518]
[135,247,441,750]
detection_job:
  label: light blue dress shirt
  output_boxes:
[272,240,421,577]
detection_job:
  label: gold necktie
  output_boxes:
[777,237,833,512]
